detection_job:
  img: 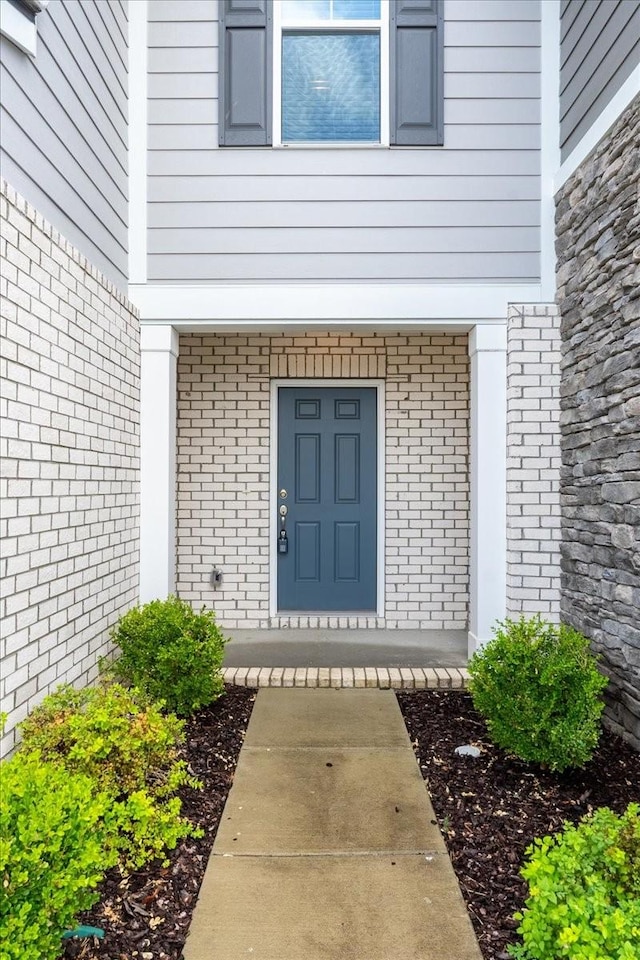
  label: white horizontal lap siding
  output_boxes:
[147,0,541,284]
[0,0,128,289]
[560,0,640,160]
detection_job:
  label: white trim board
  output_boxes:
[128,0,148,285]
[540,0,561,302]
[0,0,39,56]
[129,283,544,326]
[269,379,386,620]
[555,66,640,191]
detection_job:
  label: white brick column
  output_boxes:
[140,325,179,602]
[468,324,507,655]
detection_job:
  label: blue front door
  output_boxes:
[277,387,377,612]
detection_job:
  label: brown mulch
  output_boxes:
[60,685,639,960]
[62,684,256,960]
[396,689,640,960]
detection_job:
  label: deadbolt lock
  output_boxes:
[279,505,288,517]
[280,488,288,499]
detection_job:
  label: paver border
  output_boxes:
[222,666,469,690]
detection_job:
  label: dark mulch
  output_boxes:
[60,685,639,960]
[62,685,256,960]
[397,690,640,960]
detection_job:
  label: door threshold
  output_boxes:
[277,611,377,616]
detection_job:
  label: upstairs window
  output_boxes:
[219,0,443,148]
[277,0,384,144]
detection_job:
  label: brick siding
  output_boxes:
[0,181,140,755]
[506,304,562,621]
[176,333,470,629]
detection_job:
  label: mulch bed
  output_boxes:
[62,684,256,960]
[60,685,639,960]
[396,690,640,960]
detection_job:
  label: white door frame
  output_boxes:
[269,379,386,618]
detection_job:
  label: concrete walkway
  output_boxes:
[184,689,482,960]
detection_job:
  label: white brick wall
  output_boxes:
[506,304,561,620]
[177,333,470,629]
[0,181,140,755]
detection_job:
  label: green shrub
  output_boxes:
[110,596,227,716]
[0,751,114,960]
[510,804,640,960]
[19,683,200,869]
[468,616,608,771]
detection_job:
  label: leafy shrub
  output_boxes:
[0,751,114,960]
[468,616,608,771]
[19,683,200,869]
[110,596,227,716]
[510,804,640,960]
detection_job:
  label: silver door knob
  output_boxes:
[279,505,288,517]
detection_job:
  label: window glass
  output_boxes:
[281,1,331,20]
[281,1,380,21]
[282,32,380,142]
[333,1,380,18]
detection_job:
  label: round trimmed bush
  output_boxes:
[110,596,228,716]
[468,616,608,771]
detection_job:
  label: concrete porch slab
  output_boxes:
[183,853,482,960]
[214,747,446,855]
[223,628,468,668]
[243,688,410,748]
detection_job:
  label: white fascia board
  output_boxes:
[0,0,37,56]
[129,283,543,329]
[555,66,640,191]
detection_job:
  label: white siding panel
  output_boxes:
[148,226,539,255]
[148,174,541,203]
[148,148,539,177]
[148,199,541,229]
[146,0,542,284]
[148,251,539,282]
[0,0,128,287]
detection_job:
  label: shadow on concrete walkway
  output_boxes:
[183,689,482,960]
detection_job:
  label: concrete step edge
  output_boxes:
[222,666,470,690]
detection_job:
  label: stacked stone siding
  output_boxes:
[506,304,562,620]
[0,182,140,756]
[176,333,470,629]
[555,96,640,748]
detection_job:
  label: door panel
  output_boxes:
[277,386,377,611]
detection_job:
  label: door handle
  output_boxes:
[278,504,289,554]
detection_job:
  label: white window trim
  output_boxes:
[0,0,48,57]
[269,378,386,618]
[273,2,390,148]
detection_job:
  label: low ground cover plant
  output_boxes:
[510,803,640,960]
[19,682,200,869]
[0,751,114,960]
[468,616,608,771]
[110,596,227,715]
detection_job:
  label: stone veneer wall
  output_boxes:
[506,304,562,620]
[0,182,140,756]
[176,333,470,629]
[555,96,640,748]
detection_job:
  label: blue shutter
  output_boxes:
[390,0,444,146]
[219,0,272,146]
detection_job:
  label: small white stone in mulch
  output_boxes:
[454,744,482,758]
